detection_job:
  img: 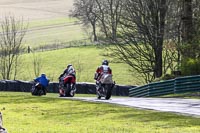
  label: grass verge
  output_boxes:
[158,92,200,99]
[0,92,200,133]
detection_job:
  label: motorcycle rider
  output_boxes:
[59,64,76,80]
[59,64,76,90]
[34,73,49,95]
[94,59,112,89]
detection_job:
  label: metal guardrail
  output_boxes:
[129,75,200,97]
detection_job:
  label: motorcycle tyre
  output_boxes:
[65,83,71,97]
[105,84,112,100]
[31,89,37,95]
[38,89,44,96]
[70,90,75,97]
[59,88,65,97]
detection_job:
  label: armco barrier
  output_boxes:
[129,75,200,97]
[0,80,135,96]
[174,75,200,93]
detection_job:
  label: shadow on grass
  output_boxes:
[110,107,200,127]
[0,92,61,104]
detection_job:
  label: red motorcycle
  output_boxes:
[59,75,76,97]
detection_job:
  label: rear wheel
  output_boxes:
[38,89,44,96]
[105,84,112,100]
[65,83,71,97]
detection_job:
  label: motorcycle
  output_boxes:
[96,74,115,100]
[59,74,76,97]
[31,82,47,96]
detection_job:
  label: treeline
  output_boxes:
[70,0,200,83]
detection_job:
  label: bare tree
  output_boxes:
[71,55,84,82]
[110,0,170,82]
[0,15,28,80]
[32,53,43,77]
[70,0,99,41]
[70,0,123,42]
[95,0,123,42]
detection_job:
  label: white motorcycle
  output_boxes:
[96,74,115,100]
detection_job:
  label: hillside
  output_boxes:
[0,0,144,85]
[0,0,87,46]
[18,46,144,85]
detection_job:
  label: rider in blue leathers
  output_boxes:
[34,73,49,95]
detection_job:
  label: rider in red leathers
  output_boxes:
[94,60,112,88]
[58,64,76,97]
[59,64,76,81]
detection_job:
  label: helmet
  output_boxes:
[67,64,72,69]
[102,60,109,65]
[41,73,46,77]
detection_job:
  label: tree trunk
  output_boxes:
[92,22,98,41]
[154,0,167,78]
[182,0,193,43]
[155,46,163,78]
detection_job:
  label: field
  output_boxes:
[0,0,87,47]
[18,46,144,85]
[0,0,145,85]
[1,92,200,133]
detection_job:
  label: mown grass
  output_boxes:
[0,92,199,133]
[17,45,144,85]
[24,17,88,47]
[27,17,77,29]
[158,92,200,99]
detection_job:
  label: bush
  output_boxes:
[181,58,200,76]
[153,74,175,82]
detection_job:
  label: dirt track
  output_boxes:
[0,0,74,20]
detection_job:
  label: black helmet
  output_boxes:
[41,73,46,77]
[67,64,72,68]
[102,60,109,65]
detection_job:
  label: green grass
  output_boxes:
[0,92,200,133]
[23,17,88,47]
[27,17,78,29]
[158,92,200,99]
[17,45,144,85]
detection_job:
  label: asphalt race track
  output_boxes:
[63,97,200,118]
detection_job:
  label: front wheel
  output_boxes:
[31,86,37,95]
